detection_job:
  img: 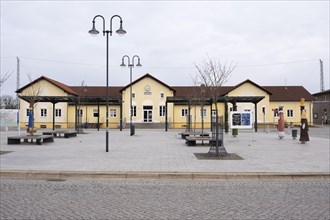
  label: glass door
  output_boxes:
[143,106,153,123]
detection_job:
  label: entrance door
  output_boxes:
[143,106,153,123]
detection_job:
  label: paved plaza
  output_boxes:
[0,126,329,175]
[1,179,329,220]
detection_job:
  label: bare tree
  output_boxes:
[194,56,237,156]
[0,95,18,109]
[0,70,13,90]
[20,74,43,134]
[192,75,208,136]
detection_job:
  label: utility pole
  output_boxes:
[17,57,20,134]
[16,57,20,104]
[320,59,324,92]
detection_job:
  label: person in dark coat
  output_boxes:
[299,110,309,143]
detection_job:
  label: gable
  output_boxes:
[119,73,174,93]
[228,81,269,97]
[16,76,78,96]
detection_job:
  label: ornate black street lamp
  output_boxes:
[89,15,126,152]
[120,55,142,136]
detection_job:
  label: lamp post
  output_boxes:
[89,15,126,152]
[84,86,88,128]
[120,55,142,136]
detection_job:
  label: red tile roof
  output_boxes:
[119,73,174,93]
[16,76,78,96]
[264,86,315,101]
[70,86,123,98]
[16,75,314,102]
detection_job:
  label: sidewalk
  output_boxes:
[1,127,329,180]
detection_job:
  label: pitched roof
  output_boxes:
[16,75,315,102]
[264,86,315,101]
[16,76,78,96]
[119,73,175,93]
[172,86,233,97]
[70,86,123,98]
[313,89,330,96]
[226,79,273,95]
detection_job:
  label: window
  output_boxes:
[262,107,266,114]
[77,109,83,117]
[93,109,99,117]
[159,105,166,117]
[160,93,164,98]
[287,109,294,118]
[212,110,217,117]
[110,109,117,118]
[131,106,137,117]
[273,108,279,117]
[55,108,62,117]
[26,109,29,116]
[41,108,47,117]
[132,93,135,98]
[181,109,188,117]
[200,108,207,117]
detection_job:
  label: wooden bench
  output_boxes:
[7,135,54,145]
[185,136,215,146]
[180,132,209,139]
[42,130,77,138]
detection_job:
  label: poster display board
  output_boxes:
[230,111,252,129]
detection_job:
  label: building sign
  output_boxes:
[230,112,252,129]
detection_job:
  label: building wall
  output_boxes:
[17,76,315,129]
[269,101,312,126]
[313,91,329,124]
[171,103,224,129]
[19,80,69,128]
[67,105,121,129]
[121,77,174,124]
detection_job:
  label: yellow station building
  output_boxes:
[16,74,314,131]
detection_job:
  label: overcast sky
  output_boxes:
[1,0,329,97]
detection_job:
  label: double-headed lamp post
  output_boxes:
[120,55,142,136]
[89,15,126,152]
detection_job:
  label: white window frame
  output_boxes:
[212,110,217,117]
[181,109,188,117]
[110,109,117,118]
[77,109,83,117]
[132,93,135,98]
[40,108,47,117]
[55,108,62,117]
[160,93,164,98]
[287,109,294,118]
[200,108,207,117]
[159,105,166,117]
[131,106,137,117]
[93,109,99,117]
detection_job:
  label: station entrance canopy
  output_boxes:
[165,95,265,132]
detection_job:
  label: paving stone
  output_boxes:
[1,179,329,220]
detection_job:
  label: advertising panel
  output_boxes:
[230,111,252,129]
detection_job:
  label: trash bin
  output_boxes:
[232,128,238,137]
[130,125,135,136]
[292,129,297,140]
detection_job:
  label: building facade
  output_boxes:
[312,89,330,124]
[16,74,315,130]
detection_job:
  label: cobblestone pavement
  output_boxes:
[1,179,329,220]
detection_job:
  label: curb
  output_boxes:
[1,170,329,180]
